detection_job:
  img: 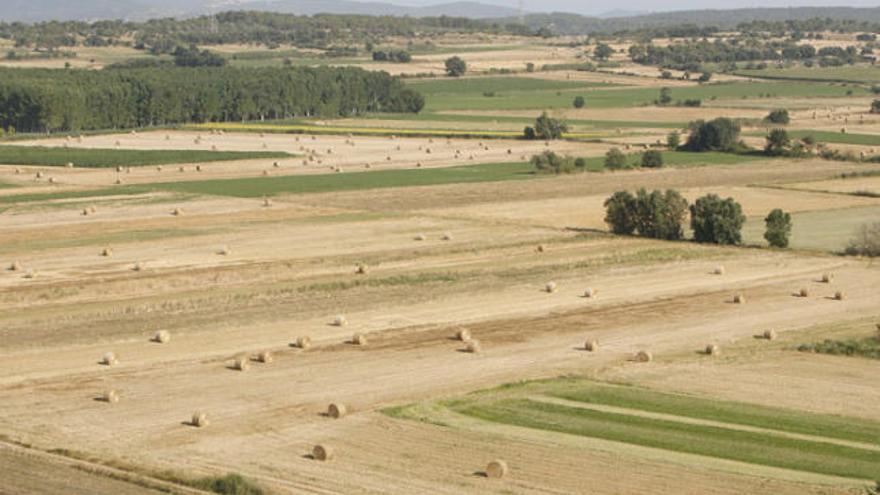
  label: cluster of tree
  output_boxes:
[629,38,824,71]
[680,118,744,152]
[523,112,568,140]
[605,189,767,246]
[371,50,412,63]
[604,149,664,170]
[0,66,424,133]
[765,108,790,124]
[172,45,226,67]
[531,151,588,174]
[0,12,534,52]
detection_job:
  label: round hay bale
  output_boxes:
[233,356,250,371]
[457,329,472,342]
[132,262,143,272]
[36,171,44,179]
[465,339,482,354]
[172,208,183,216]
[705,344,720,356]
[153,330,171,344]
[714,266,725,275]
[733,294,745,304]
[583,288,596,298]
[536,244,546,253]
[333,315,348,327]
[821,273,833,283]
[584,339,599,352]
[798,288,809,298]
[191,411,209,428]
[486,460,508,479]
[263,197,272,207]
[834,291,845,301]
[635,350,653,363]
[257,351,273,364]
[66,162,74,168]
[414,233,426,241]
[23,269,36,279]
[312,445,333,461]
[295,336,312,350]
[545,281,557,293]
[9,261,22,271]
[764,329,778,341]
[442,233,453,241]
[351,333,367,346]
[355,264,369,275]
[103,390,119,404]
[101,352,118,366]
[328,403,347,419]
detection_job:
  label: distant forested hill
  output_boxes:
[515,7,880,35]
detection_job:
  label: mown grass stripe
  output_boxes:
[456,398,880,480]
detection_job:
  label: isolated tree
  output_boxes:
[765,109,790,124]
[764,208,792,248]
[604,191,638,235]
[682,118,742,152]
[444,56,467,77]
[594,43,614,61]
[872,99,880,114]
[573,96,586,109]
[658,87,673,106]
[690,194,746,245]
[765,128,791,156]
[531,112,568,140]
[667,131,681,149]
[604,148,629,170]
[641,150,664,168]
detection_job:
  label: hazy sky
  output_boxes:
[393,0,880,15]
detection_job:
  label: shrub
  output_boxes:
[604,148,630,170]
[603,191,638,235]
[531,151,576,174]
[574,157,587,170]
[764,208,792,248]
[682,118,742,152]
[666,132,680,149]
[872,99,880,114]
[690,194,746,245]
[765,109,790,124]
[845,222,880,256]
[573,96,585,109]
[765,128,791,156]
[680,99,702,107]
[697,72,712,82]
[194,473,264,495]
[444,56,467,77]
[523,126,537,140]
[641,150,664,168]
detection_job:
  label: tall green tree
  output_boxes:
[690,194,746,245]
[444,56,467,77]
[764,209,792,248]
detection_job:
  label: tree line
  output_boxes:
[0,11,532,53]
[0,66,424,133]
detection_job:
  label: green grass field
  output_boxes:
[579,151,766,172]
[0,146,292,168]
[784,130,880,147]
[394,379,880,481]
[0,187,152,204]
[735,65,880,84]
[354,112,687,130]
[143,161,538,198]
[742,204,880,252]
[414,80,867,112]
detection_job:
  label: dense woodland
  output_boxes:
[0,66,424,133]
